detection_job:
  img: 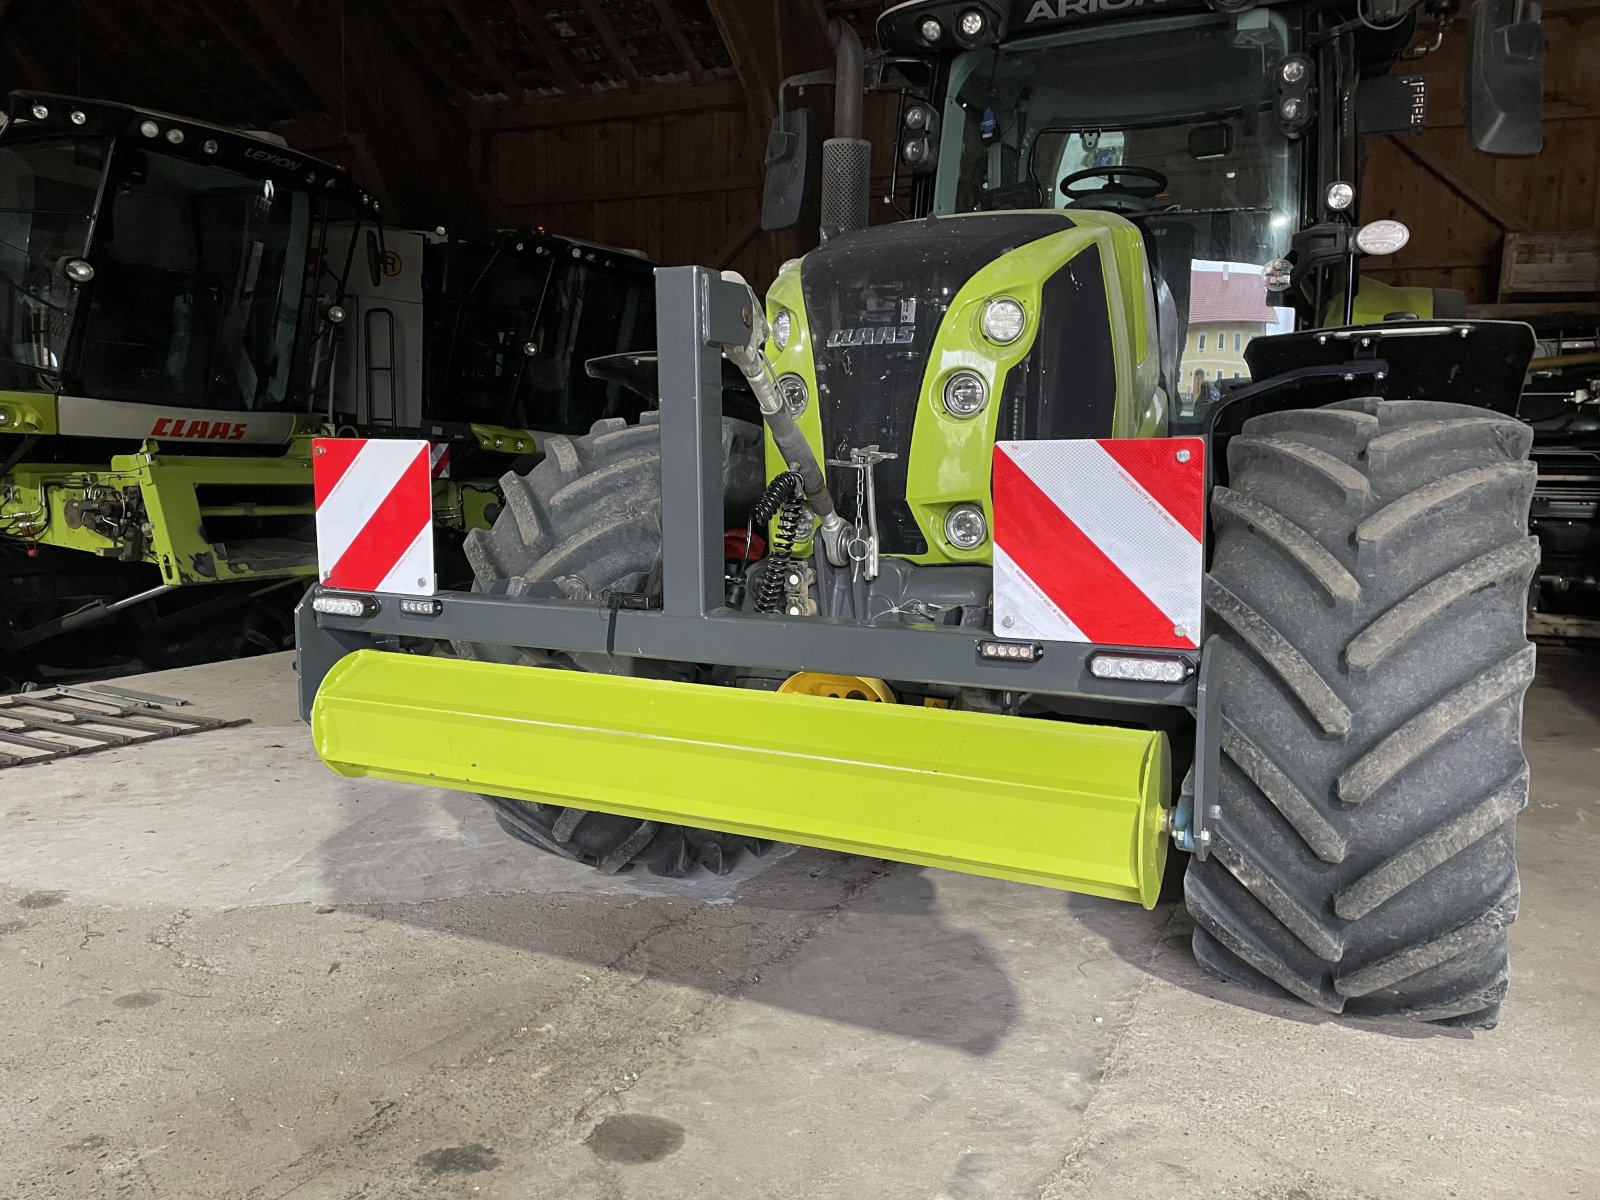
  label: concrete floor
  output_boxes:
[2,648,1596,1200]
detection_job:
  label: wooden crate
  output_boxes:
[1499,232,1600,299]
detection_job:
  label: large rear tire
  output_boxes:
[1187,398,1538,1028]
[462,413,771,877]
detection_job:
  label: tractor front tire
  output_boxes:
[460,413,770,878]
[1187,398,1538,1028]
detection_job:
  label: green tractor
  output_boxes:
[299,0,1546,1027]
[0,92,656,686]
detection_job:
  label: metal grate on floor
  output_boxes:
[0,688,249,768]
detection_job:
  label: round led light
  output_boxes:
[920,16,943,42]
[70,110,87,125]
[1281,59,1307,84]
[945,504,988,550]
[981,297,1026,344]
[942,370,988,418]
[1263,258,1293,292]
[1325,181,1355,212]
[777,373,809,416]
[326,305,346,324]
[139,120,159,138]
[1280,98,1303,121]
[902,136,928,165]
[166,128,185,144]
[771,306,793,351]
[30,104,48,120]
[904,105,931,131]
[202,138,219,155]
[1355,219,1410,257]
[959,9,985,36]
[64,259,95,283]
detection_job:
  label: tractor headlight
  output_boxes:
[942,370,988,418]
[981,298,1026,345]
[959,9,986,37]
[920,17,944,42]
[771,307,793,351]
[777,373,808,416]
[1325,181,1355,212]
[945,504,988,550]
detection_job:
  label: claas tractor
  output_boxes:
[0,92,656,686]
[298,0,1546,1028]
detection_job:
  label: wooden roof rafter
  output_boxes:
[649,0,706,84]
[439,0,525,98]
[580,0,644,90]
[197,0,313,121]
[506,0,585,94]
[378,0,477,108]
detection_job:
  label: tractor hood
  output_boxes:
[763,210,1161,561]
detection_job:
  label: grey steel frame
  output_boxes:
[294,267,1212,847]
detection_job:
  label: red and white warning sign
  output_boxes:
[313,438,435,596]
[993,438,1205,649]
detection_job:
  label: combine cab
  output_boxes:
[0,91,658,686]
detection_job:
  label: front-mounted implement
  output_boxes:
[301,269,1187,908]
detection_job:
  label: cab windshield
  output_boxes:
[936,12,1301,413]
[74,147,321,411]
[431,245,655,434]
[0,136,104,391]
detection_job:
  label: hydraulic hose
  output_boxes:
[739,358,850,567]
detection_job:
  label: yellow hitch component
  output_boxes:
[312,651,1171,907]
[778,672,896,702]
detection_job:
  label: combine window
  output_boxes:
[71,150,312,411]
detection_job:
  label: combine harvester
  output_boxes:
[0,91,655,686]
[300,0,1546,1027]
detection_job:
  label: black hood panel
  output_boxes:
[800,214,1075,554]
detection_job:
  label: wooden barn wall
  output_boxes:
[480,90,900,288]
[1361,2,1599,304]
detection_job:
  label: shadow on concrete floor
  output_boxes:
[315,798,1024,1056]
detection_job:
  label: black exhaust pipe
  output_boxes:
[820,18,870,243]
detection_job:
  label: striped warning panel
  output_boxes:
[993,438,1205,649]
[313,438,435,597]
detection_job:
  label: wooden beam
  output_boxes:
[439,0,524,97]
[1468,301,1600,319]
[706,0,832,133]
[1385,134,1531,233]
[502,174,760,208]
[477,79,746,132]
[378,0,472,108]
[710,215,762,268]
[581,0,644,90]
[507,0,585,95]
[200,1,306,116]
[241,0,348,120]
[83,3,195,113]
[242,0,503,228]
[649,0,705,84]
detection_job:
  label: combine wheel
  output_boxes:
[461,413,770,877]
[1188,398,1538,1027]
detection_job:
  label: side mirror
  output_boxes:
[1466,0,1544,157]
[761,108,821,233]
[365,230,383,288]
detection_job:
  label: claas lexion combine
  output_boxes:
[301,0,1545,1027]
[0,92,657,686]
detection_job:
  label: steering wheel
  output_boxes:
[1059,166,1169,214]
